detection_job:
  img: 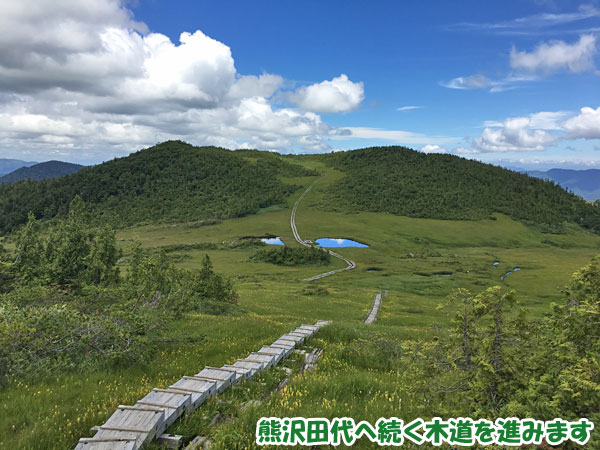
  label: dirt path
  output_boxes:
[290,177,356,281]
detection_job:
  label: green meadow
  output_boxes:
[2,163,599,449]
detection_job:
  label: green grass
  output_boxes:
[2,163,599,449]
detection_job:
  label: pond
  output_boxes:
[315,238,368,248]
[261,237,284,245]
[500,267,521,281]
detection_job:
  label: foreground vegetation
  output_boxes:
[0,197,238,387]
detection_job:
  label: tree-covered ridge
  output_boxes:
[0,141,317,233]
[322,146,600,233]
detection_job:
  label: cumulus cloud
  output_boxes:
[472,117,557,152]
[510,34,597,74]
[291,74,364,113]
[421,144,447,154]
[0,0,370,161]
[563,106,600,139]
[463,107,600,154]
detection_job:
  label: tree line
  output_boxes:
[321,147,600,233]
[0,141,318,233]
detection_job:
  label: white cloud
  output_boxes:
[442,74,490,90]
[510,34,597,74]
[563,106,600,139]
[291,74,364,113]
[0,0,374,160]
[466,107,600,154]
[421,144,447,154]
[473,117,557,152]
[337,127,457,146]
[454,147,480,155]
[449,4,600,35]
[397,105,422,111]
[227,73,284,100]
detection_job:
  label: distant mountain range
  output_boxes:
[527,169,600,201]
[0,158,36,176]
[0,160,84,184]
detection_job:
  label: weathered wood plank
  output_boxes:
[75,438,137,450]
[169,378,215,409]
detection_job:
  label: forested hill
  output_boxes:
[321,146,600,233]
[0,160,83,184]
[0,141,317,233]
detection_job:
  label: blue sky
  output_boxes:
[0,0,599,169]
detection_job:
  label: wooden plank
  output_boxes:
[137,389,191,434]
[75,438,137,450]
[222,364,255,379]
[91,429,147,449]
[169,378,214,409]
[100,425,150,433]
[117,405,162,412]
[280,334,303,343]
[244,354,276,368]
[196,368,235,383]
[202,366,242,384]
[98,406,164,447]
[157,433,183,449]
[233,360,265,371]
[292,328,313,336]
[152,388,193,396]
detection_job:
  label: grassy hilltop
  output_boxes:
[1,142,599,449]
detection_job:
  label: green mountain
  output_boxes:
[0,160,84,184]
[0,158,36,176]
[320,146,600,233]
[527,168,600,201]
[2,142,600,235]
[0,141,316,233]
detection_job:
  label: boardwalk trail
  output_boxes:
[75,321,330,450]
[291,177,356,281]
[365,291,385,324]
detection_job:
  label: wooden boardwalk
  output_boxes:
[365,291,383,324]
[75,321,331,450]
[290,177,356,281]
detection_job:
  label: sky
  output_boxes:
[0,0,599,169]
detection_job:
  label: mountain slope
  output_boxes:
[0,161,83,184]
[527,168,600,201]
[0,158,36,176]
[321,146,600,233]
[0,141,317,233]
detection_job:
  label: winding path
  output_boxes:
[291,177,356,281]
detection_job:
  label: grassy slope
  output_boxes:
[2,159,600,449]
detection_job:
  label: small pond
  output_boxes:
[315,238,368,248]
[261,237,284,245]
[501,267,521,281]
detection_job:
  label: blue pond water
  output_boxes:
[501,267,521,281]
[261,237,284,245]
[315,238,368,248]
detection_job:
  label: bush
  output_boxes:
[250,246,331,266]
